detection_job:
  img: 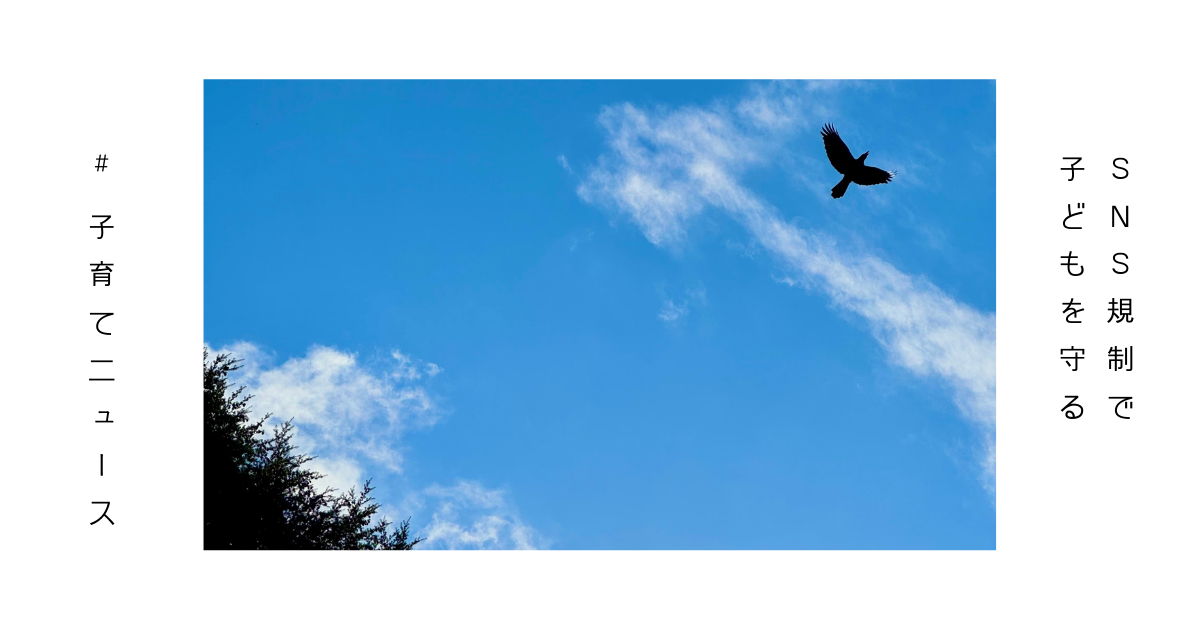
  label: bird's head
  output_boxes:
[857,151,869,162]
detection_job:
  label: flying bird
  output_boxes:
[820,124,893,198]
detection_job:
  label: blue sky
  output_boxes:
[205,80,996,549]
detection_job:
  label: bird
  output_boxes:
[820,123,893,198]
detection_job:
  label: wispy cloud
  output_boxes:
[568,228,594,252]
[658,286,706,324]
[557,154,573,174]
[405,481,542,550]
[576,84,997,488]
[658,297,688,323]
[211,343,440,483]
[209,342,545,547]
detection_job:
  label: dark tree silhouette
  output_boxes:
[821,123,894,198]
[204,349,421,550]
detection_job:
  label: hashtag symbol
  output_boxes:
[95,154,108,172]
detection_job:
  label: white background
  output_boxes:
[1,2,1196,627]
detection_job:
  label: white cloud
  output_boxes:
[306,456,365,497]
[390,349,440,383]
[557,154,573,174]
[211,343,442,482]
[208,342,545,546]
[577,103,750,248]
[658,285,706,325]
[735,80,830,131]
[658,298,688,323]
[409,481,542,550]
[576,85,997,489]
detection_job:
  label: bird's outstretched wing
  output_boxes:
[821,124,855,174]
[855,166,894,186]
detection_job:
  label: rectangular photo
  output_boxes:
[203,80,996,549]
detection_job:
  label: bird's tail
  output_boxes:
[831,175,851,199]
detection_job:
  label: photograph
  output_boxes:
[203,80,997,550]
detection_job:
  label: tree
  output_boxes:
[204,349,421,549]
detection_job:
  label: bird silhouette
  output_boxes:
[820,124,893,198]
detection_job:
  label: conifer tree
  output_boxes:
[204,350,420,549]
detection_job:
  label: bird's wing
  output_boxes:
[855,166,893,186]
[821,124,855,174]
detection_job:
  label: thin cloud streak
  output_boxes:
[576,86,996,487]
